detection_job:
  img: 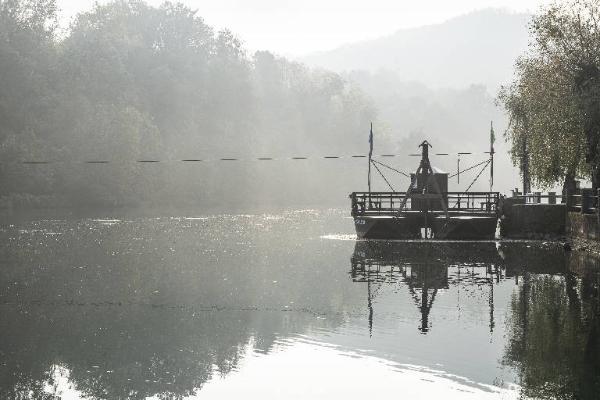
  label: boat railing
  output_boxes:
[350,192,500,216]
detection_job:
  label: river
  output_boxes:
[0,209,598,399]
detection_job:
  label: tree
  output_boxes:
[532,0,600,189]
[0,0,377,210]
[500,0,600,190]
[499,56,586,192]
[0,0,60,202]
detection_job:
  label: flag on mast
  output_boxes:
[369,123,373,158]
[490,121,495,152]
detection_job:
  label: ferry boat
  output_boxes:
[350,139,499,240]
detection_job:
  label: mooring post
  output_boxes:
[548,192,556,204]
[534,192,541,204]
[566,189,573,211]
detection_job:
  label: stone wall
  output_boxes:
[500,193,600,241]
[501,203,566,239]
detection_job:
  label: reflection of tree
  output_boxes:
[1,302,281,399]
[503,268,600,399]
[0,217,358,399]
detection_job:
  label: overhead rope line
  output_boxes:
[3,152,494,165]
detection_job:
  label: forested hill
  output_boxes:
[0,0,379,211]
[302,9,530,90]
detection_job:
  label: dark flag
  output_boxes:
[369,123,374,159]
[490,121,495,153]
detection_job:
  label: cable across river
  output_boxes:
[5,151,494,165]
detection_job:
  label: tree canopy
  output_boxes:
[0,0,377,210]
[499,0,600,190]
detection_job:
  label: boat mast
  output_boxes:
[368,123,373,196]
[490,121,495,191]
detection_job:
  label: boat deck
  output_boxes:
[350,192,500,240]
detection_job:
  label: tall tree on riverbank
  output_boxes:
[499,56,586,192]
[0,0,60,198]
[500,0,600,191]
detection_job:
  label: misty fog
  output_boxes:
[0,1,523,214]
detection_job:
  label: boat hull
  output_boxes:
[353,215,421,239]
[353,214,497,240]
[432,216,498,240]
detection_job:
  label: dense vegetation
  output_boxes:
[499,0,600,193]
[0,0,376,210]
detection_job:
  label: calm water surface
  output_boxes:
[1,209,599,399]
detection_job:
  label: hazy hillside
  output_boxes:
[348,70,520,194]
[299,9,529,193]
[303,9,530,90]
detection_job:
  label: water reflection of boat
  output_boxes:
[350,240,504,333]
[349,240,577,334]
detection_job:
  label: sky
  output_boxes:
[56,0,553,56]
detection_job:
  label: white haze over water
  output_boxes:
[57,0,553,56]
